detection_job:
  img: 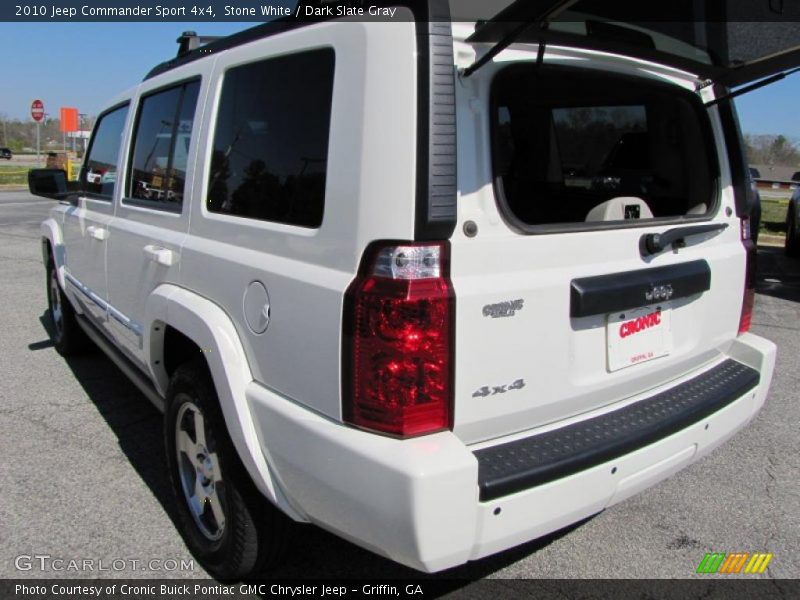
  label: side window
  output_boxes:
[207,49,335,228]
[82,104,129,199]
[127,80,200,210]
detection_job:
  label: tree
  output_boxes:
[744,133,800,167]
[0,115,96,153]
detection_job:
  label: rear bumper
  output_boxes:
[246,333,775,572]
[474,357,759,501]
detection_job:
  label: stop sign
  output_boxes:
[31,99,44,122]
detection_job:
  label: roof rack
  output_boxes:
[144,1,446,82]
[146,19,303,80]
[176,31,224,57]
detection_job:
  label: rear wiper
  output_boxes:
[641,224,728,256]
[462,0,580,77]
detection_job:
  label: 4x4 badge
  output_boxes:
[645,284,673,302]
[472,379,526,398]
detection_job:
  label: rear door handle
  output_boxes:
[86,225,108,241]
[143,245,178,267]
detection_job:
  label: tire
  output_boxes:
[750,195,761,246]
[46,258,91,356]
[164,359,288,579]
[786,203,800,258]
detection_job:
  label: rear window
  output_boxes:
[492,64,718,229]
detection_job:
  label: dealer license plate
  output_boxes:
[607,305,671,372]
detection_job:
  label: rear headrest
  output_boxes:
[585,196,654,222]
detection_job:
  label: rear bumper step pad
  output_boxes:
[474,359,759,501]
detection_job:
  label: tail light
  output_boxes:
[343,242,454,437]
[738,217,756,335]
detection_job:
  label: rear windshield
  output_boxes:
[491,64,718,229]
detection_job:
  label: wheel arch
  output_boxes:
[144,283,306,522]
[41,218,66,288]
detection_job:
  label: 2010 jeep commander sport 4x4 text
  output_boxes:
[29,0,788,578]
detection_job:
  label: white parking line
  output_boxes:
[0,220,45,227]
[0,201,54,207]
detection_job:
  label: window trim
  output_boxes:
[202,47,336,230]
[122,76,201,214]
[80,101,130,202]
[489,63,722,235]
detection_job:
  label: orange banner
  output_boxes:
[60,107,79,132]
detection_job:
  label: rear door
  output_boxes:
[105,72,206,368]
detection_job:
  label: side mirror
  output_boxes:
[28,169,78,201]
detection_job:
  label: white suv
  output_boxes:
[29,2,787,579]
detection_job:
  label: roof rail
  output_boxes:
[176,31,223,57]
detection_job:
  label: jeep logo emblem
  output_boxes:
[645,284,673,302]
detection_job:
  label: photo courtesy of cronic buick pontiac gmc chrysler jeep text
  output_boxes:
[27,0,791,579]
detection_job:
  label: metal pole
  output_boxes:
[36,122,40,164]
[79,113,87,157]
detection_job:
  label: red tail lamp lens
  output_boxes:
[344,243,453,437]
[739,218,756,335]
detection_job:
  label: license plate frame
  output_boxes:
[607,304,671,372]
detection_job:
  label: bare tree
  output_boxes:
[745,133,800,167]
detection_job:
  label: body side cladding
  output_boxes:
[144,283,307,522]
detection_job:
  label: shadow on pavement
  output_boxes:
[33,311,593,588]
[36,312,179,525]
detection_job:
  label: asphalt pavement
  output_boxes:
[0,189,798,583]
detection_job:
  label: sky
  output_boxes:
[0,21,798,139]
[0,23,252,121]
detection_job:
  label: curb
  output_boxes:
[757,235,785,249]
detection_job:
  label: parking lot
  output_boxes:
[0,189,798,582]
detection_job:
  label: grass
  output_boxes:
[760,197,788,238]
[0,164,30,186]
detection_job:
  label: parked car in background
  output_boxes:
[786,186,800,257]
[0,148,12,160]
[748,166,762,245]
